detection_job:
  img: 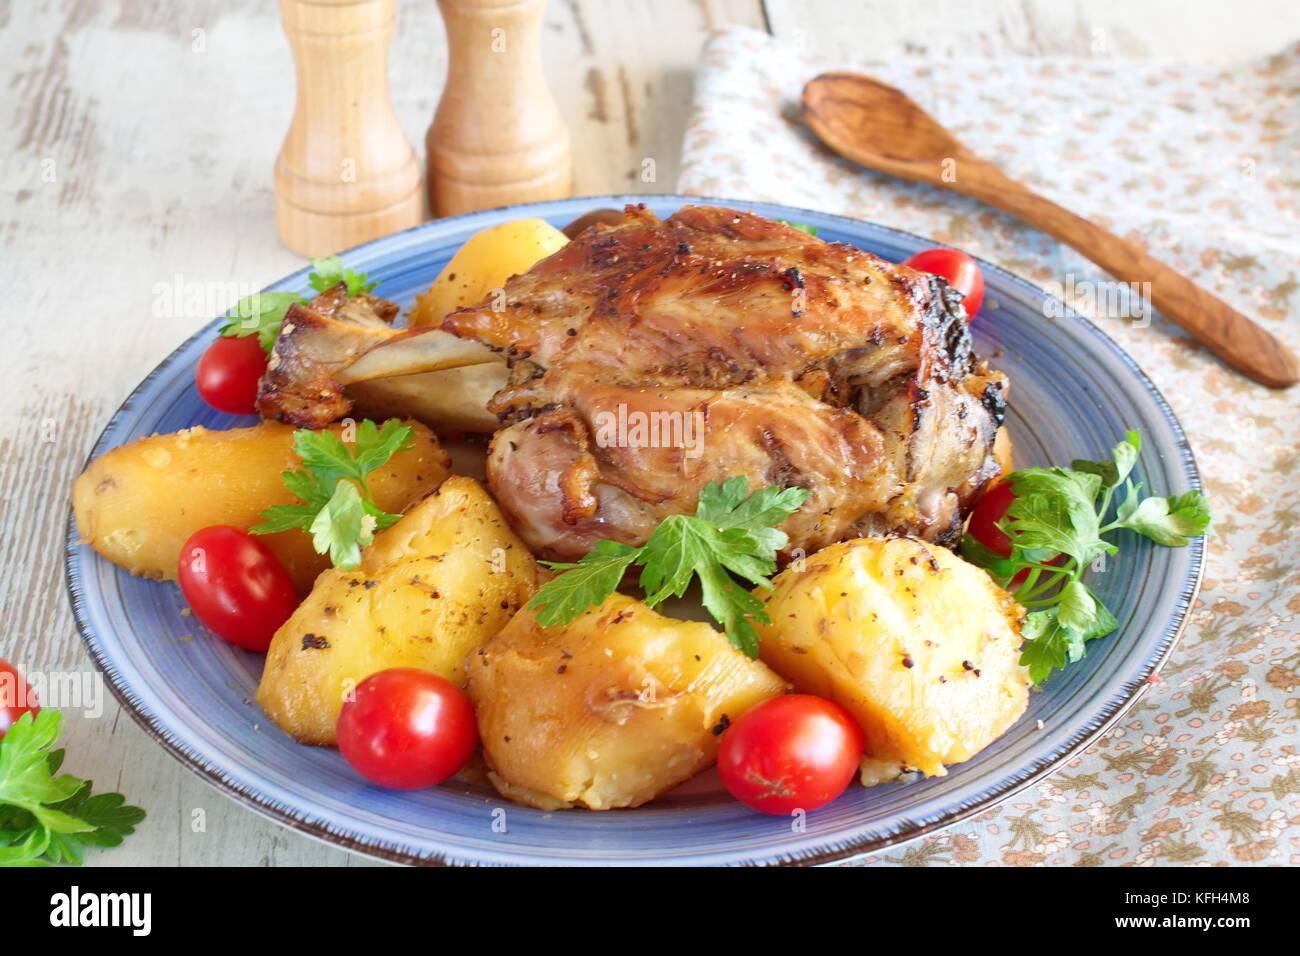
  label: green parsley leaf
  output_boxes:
[1057,580,1099,635]
[292,428,370,489]
[362,496,404,533]
[0,710,85,817]
[1070,429,1140,491]
[1078,592,1119,643]
[250,419,413,569]
[282,468,332,510]
[309,481,373,570]
[697,562,769,658]
[1112,430,1141,486]
[639,518,768,606]
[695,477,808,561]
[353,418,416,477]
[220,256,376,357]
[527,478,809,656]
[251,502,322,535]
[532,540,640,626]
[51,789,145,849]
[220,292,306,356]
[1008,466,1103,503]
[0,710,144,867]
[956,532,1018,582]
[1018,609,1082,684]
[1115,478,1143,523]
[39,781,146,865]
[287,420,414,494]
[1114,490,1213,546]
[1068,459,1116,488]
[1017,583,1119,684]
[1002,471,1112,568]
[965,428,1210,684]
[308,255,378,297]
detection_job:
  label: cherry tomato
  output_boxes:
[177,526,298,652]
[0,658,38,742]
[967,480,1065,585]
[337,669,479,790]
[967,479,1018,558]
[903,248,985,319]
[718,694,864,815]
[195,334,267,414]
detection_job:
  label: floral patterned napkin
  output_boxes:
[678,26,1300,866]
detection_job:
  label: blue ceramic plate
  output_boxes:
[66,195,1203,866]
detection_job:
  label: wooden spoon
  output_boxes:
[803,72,1299,388]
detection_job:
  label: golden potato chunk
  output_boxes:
[256,476,543,746]
[408,218,569,328]
[72,421,449,595]
[467,595,788,810]
[755,537,1028,780]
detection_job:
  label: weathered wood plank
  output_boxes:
[541,0,769,195]
[764,0,1300,61]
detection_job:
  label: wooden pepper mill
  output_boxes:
[274,0,422,257]
[426,0,572,216]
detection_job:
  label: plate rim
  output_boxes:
[64,192,1205,867]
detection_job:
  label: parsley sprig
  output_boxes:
[960,429,1211,683]
[251,419,414,570]
[219,292,304,355]
[0,710,145,867]
[528,478,810,657]
[306,255,378,297]
[219,256,377,357]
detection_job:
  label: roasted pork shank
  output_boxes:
[442,204,1007,563]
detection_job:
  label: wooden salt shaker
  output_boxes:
[274,0,422,257]
[426,0,572,216]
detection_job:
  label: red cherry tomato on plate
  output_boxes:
[337,669,479,790]
[195,334,267,414]
[0,658,38,742]
[966,479,1018,558]
[967,480,1065,585]
[903,248,985,319]
[177,526,298,652]
[718,694,864,815]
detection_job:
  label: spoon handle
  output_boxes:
[969,176,1298,388]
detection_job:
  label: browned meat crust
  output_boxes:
[444,204,1007,562]
[256,284,401,428]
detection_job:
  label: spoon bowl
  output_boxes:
[803,72,983,184]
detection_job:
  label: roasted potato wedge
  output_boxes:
[256,476,544,746]
[408,218,569,328]
[72,421,448,595]
[755,537,1028,780]
[467,595,788,810]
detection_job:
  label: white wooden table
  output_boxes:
[2,0,1295,866]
